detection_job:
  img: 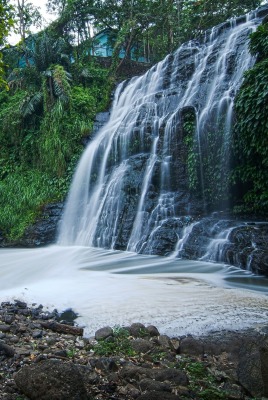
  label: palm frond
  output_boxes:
[20,92,43,118]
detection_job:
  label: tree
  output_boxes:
[46,0,69,15]
[16,0,42,41]
[0,0,15,87]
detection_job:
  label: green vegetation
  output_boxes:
[183,109,199,191]
[0,0,267,239]
[46,0,262,66]
[202,123,231,207]
[0,0,15,87]
[181,360,228,400]
[0,31,112,239]
[66,347,76,358]
[0,169,61,240]
[233,21,268,214]
[94,327,136,356]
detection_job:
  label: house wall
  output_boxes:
[91,31,148,63]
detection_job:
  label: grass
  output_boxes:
[93,327,136,357]
[0,169,62,240]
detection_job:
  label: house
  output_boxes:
[90,29,149,63]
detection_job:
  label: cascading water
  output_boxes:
[58,7,266,257]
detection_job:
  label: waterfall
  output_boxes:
[58,7,266,255]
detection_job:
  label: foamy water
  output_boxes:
[0,246,267,336]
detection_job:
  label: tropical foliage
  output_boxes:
[233,21,268,213]
[0,29,111,239]
[0,0,15,87]
[0,0,267,239]
[46,0,263,65]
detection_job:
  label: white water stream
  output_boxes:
[0,246,267,337]
[58,12,261,251]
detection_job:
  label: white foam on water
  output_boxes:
[0,246,267,337]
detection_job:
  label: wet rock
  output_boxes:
[153,368,188,385]
[53,350,68,358]
[118,383,140,398]
[14,359,88,400]
[139,378,172,392]
[158,335,172,349]
[95,326,113,341]
[0,203,64,247]
[128,322,146,337]
[120,365,155,381]
[130,338,154,354]
[177,217,268,277]
[121,364,188,386]
[0,341,15,357]
[14,300,27,308]
[180,336,204,356]
[32,330,43,339]
[237,338,268,397]
[94,357,119,372]
[170,339,180,352]
[222,382,244,400]
[146,325,160,337]
[0,325,11,333]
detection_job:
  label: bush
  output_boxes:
[233,23,268,213]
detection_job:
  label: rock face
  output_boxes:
[2,7,268,278]
[178,216,268,276]
[57,4,268,277]
[21,202,64,246]
[0,202,64,247]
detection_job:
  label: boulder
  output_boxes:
[14,360,88,400]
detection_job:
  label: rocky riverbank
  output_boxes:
[1,301,268,400]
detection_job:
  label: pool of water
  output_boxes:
[0,245,267,336]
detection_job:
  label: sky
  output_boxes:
[8,0,56,45]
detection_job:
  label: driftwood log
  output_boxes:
[40,321,83,336]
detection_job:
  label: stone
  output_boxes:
[94,357,119,372]
[170,339,180,352]
[119,383,140,398]
[95,326,113,341]
[32,330,43,339]
[0,341,15,357]
[128,323,146,337]
[14,300,27,308]
[139,378,172,392]
[146,325,160,337]
[0,325,11,333]
[237,339,268,398]
[158,335,172,349]
[137,391,181,399]
[260,339,268,396]
[3,315,14,324]
[53,350,68,358]
[179,336,204,356]
[14,359,88,400]
[120,364,188,386]
[154,368,188,386]
[222,382,243,400]
[130,338,154,354]
[121,365,155,381]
